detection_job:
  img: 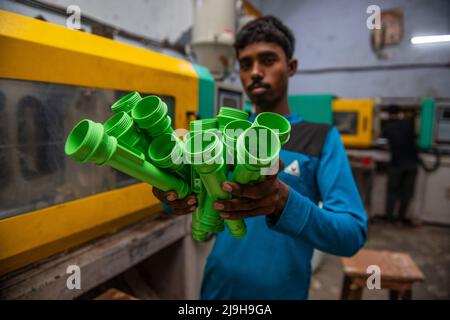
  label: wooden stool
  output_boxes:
[340,249,424,300]
[95,288,139,300]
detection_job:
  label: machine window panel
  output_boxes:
[0,78,173,220]
[333,111,358,135]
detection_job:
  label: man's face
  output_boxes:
[237,41,297,111]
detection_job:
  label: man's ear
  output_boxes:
[287,58,298,77]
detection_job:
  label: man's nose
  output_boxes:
[250,62,264,80]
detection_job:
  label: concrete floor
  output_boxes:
[308,221,450,300]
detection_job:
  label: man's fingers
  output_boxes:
[220,205,276,220]
[170,195,197,209]
[214,194,277,212]
[222,179,277,200]
[152,187,197,211]
[152,187,177,202]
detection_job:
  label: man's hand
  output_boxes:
[213,160,290,220]
[152,188,197,216]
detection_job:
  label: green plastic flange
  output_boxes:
[111,91,142,115]
[148,132,190,181]
[231,125,281,185]
[132,95,174,137]
[217,106,249,130]
[104,111,150,156]
[223,119,252,164]
[253,112,291,145]
[65,119,190,199]
[190,118,218,132]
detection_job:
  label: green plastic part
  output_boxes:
[191,191,209,241]
[111,91,142,115]
[200,194,225,233]
[65,119,190,199]
[223,119,252,164]
[68,91,291,240]
[217,106,249,130]
[184,131,227,196]
[184,130,246,238]
[418,98,436,151]
[104,111,150,156]
[190,118,218,132]
[148,133,190,181]
[253,112,291,145]
[231,126,281,185]
[132,95,174,137]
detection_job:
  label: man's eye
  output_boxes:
[240,61,252,70]
[262,57,275,65]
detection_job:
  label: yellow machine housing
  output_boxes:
[0,10,200,275]
[332,99,374,148]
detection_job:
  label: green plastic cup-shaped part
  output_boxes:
[65,119,190,198]
[223,119,252,164]
[65,119,116,165]
[132,95,173,137]
[104,111,149,154]
[184,130,228,199]
[190,118,218,132]
[111,91,142,115]
[217,107,249,130]
[231,126,281,184]
[183,130,224,175]
[148,133,190,181]
[253,112,291,145]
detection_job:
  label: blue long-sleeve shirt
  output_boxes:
[200,113,367,299]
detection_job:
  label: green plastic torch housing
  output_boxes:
[65,119,190,199]
[183,130,246,238]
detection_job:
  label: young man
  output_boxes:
[152,16,367,299]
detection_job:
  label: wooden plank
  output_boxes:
[0,215,188,299]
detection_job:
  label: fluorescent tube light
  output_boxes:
[411,35,450,44]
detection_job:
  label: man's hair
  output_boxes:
[234,15,295,60]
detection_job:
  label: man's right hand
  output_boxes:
[152,187,198,216]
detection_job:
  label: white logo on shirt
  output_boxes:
[284,160,300,177]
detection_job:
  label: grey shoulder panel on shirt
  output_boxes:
[282,122,331,157]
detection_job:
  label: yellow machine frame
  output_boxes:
[332,99,374,148]
[0,10,199,275]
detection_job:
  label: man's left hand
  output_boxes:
[214,160,290,220]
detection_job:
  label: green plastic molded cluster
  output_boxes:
[65,93,290,241]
